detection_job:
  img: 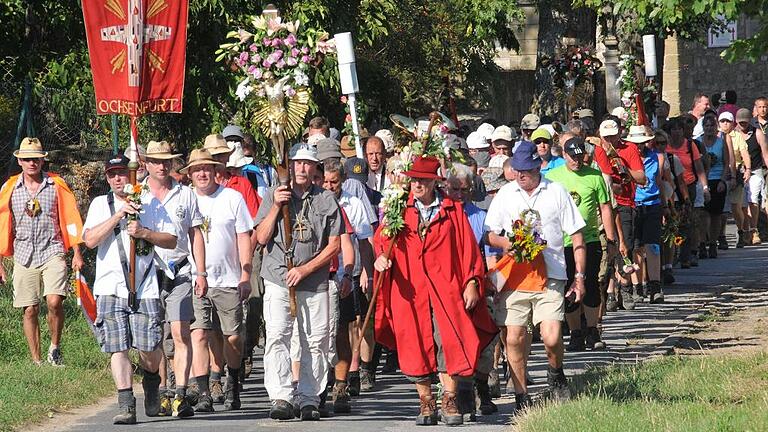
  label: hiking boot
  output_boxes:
[47,347,64,367]
[416,394,438,426]
[475,378,498,415]
[360,367,375,392]
[332,382,352,414]
[456,383,476,423]
[318,388,331,418]
[113,396,137,425]
[566,328,586,352]
[718,235,729,250]
[619,285,635,311]
[547,368,571,402]
[347,371,360,396]
[440,391,463,426]
[223,375,241,411]
[605,293,619,312]
[514,393,532,413]
[210,379,224,404]
[487,369,501,399]
[662,268,675,285]
[708,243,718,258]
[242,355,253,379]
[698,243,708,259]
[736,230,746,248]
[634,284,645,303]
[269,399,294,420]
[172,394,195,418]
[142,372,162,417]
[300,405,321,421]
[158,393,172,416]
[648,281,664,304]
[194,394,214,413]
[585,327,606,350]
[752,230,762,245]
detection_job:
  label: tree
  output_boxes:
[576,0,768,62]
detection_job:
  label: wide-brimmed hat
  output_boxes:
[227,146,253,168]
[625,125,655,143]
[289,143,320,162]
[402,156,443,180]
[14,137,48,158]
[481,167,507,192]
[510,141,541,171]
[180,149,222,174]
[203,134,233,155]
[145,140,181,159]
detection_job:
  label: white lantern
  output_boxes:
[642,34,657,77]
[334,32,359,94]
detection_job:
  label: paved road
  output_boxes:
[39,226,768,432]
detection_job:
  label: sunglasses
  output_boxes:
[719,119,733,123]
[19,157,42,162]
[534,139,550,144]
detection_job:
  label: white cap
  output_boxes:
[375,129,396,153]
[611,106,628,123]
[491,125,515,142]
[718,111,734,122]
[599,119,620,137]
[289,143,319,162]
[227,145,254,168]
[467,131,490,149]
[476,123,495,140]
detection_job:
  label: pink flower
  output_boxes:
[276,59,286,69]
[249,43,258,52]
[252,68,263,79]
[271,38,281,47]
[283,34,297,47]
[584,59,591,65]
[340,96,348,104]
[239,52,249,63]
[273,49,283,60]
[286,87,296,97]
[251,53,261,63]
[301,55,311,64]
[291,48,300,57]
[285,56,297,66]
[262,59,273,68]
[301,47,309,54]
[345,114,352,122]
[262,37,271,46]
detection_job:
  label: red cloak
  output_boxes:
[373,193,498,377]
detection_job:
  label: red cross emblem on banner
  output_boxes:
[82,0,189,116]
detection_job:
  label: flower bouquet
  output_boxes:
[123,183,152,256]
[549,45,602,91]
[486,214,549,293]
[217,14,335,159]
[662,210,685,247]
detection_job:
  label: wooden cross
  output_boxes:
[294,219,309,241]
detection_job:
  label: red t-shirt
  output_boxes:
[329,207,354,273]
[666,139,701,185]
[594,142,644,207]
[224,174,261,218]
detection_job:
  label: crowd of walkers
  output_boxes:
[3,91,766,426]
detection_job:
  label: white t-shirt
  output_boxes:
[141,180,203,276]
[84,193,177,299]
[337,191,374,277]
[485,178,586,280]
[192,186,254,287]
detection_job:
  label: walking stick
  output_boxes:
[276,143,298,318]
[127,116,139,312]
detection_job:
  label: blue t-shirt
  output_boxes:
[463,202,503,259]
[697,135,726,180]
[540,156,565,176]
[635,149,661,206]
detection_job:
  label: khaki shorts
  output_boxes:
[493,279,566,327]
[729,183,744,206]
[190,287,243,336]
[12,255,68,308]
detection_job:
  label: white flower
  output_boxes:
[123,184,134,195]
[294,70,309,87]
[235,78,253,101]
[623,90,633,98]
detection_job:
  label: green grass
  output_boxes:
[0,282,113,432]
[515,351,768,432]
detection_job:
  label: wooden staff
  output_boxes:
[355,111,441,348]
[127,116,139,312]
[276,150,298,317]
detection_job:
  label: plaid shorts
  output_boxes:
[95,295,163,353]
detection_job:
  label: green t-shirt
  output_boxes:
[545,165,609,246]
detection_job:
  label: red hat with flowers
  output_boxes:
[402,156,443,180]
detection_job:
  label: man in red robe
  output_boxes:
[373,156,498,426]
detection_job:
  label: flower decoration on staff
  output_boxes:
[505,217,547,263]
[341,95,368,149]
[216,14,336,159]
[122,183,152,256]
[546,45,602,90]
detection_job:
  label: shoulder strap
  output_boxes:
[688,139,699,176]
[245,171,260,191]
[107,192,152,295]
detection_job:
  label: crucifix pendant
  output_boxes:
[418,220,428,239]
[25,198,41,217]
[294,218,311,242]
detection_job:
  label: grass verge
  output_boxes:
[0,282,112,432]
[515,351,768,432]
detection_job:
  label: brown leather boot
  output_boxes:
[440,391,463,426]
[416,393,438,426]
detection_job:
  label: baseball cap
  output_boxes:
[599,119,620,137]
[467,131,490,149]
[481,167,507,192]
[222,124,245,140]
[315,138,343,161]
[718,112,734,122]
[491,125,514,142]
[476,123,495,140]
[105,154,130,172]
[575,108,594,119]
[564,137,586,157]
[289,143,319,162]
[344,157,369,183]
[520,113,541,130]
[510,141,541,171]
[530,128,552,143]
[736,108,752,123]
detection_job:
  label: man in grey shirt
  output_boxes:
[255,143,342,421]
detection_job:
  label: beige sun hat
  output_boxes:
[180,149,223,174]
[625,125,655,143]
[14,137,48,158]
[203,134,233,155]
[145,140,182,159]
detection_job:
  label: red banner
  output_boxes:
[82,0,188,116]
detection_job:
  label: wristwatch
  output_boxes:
[574,272,586,280]
[196,271,208,277]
